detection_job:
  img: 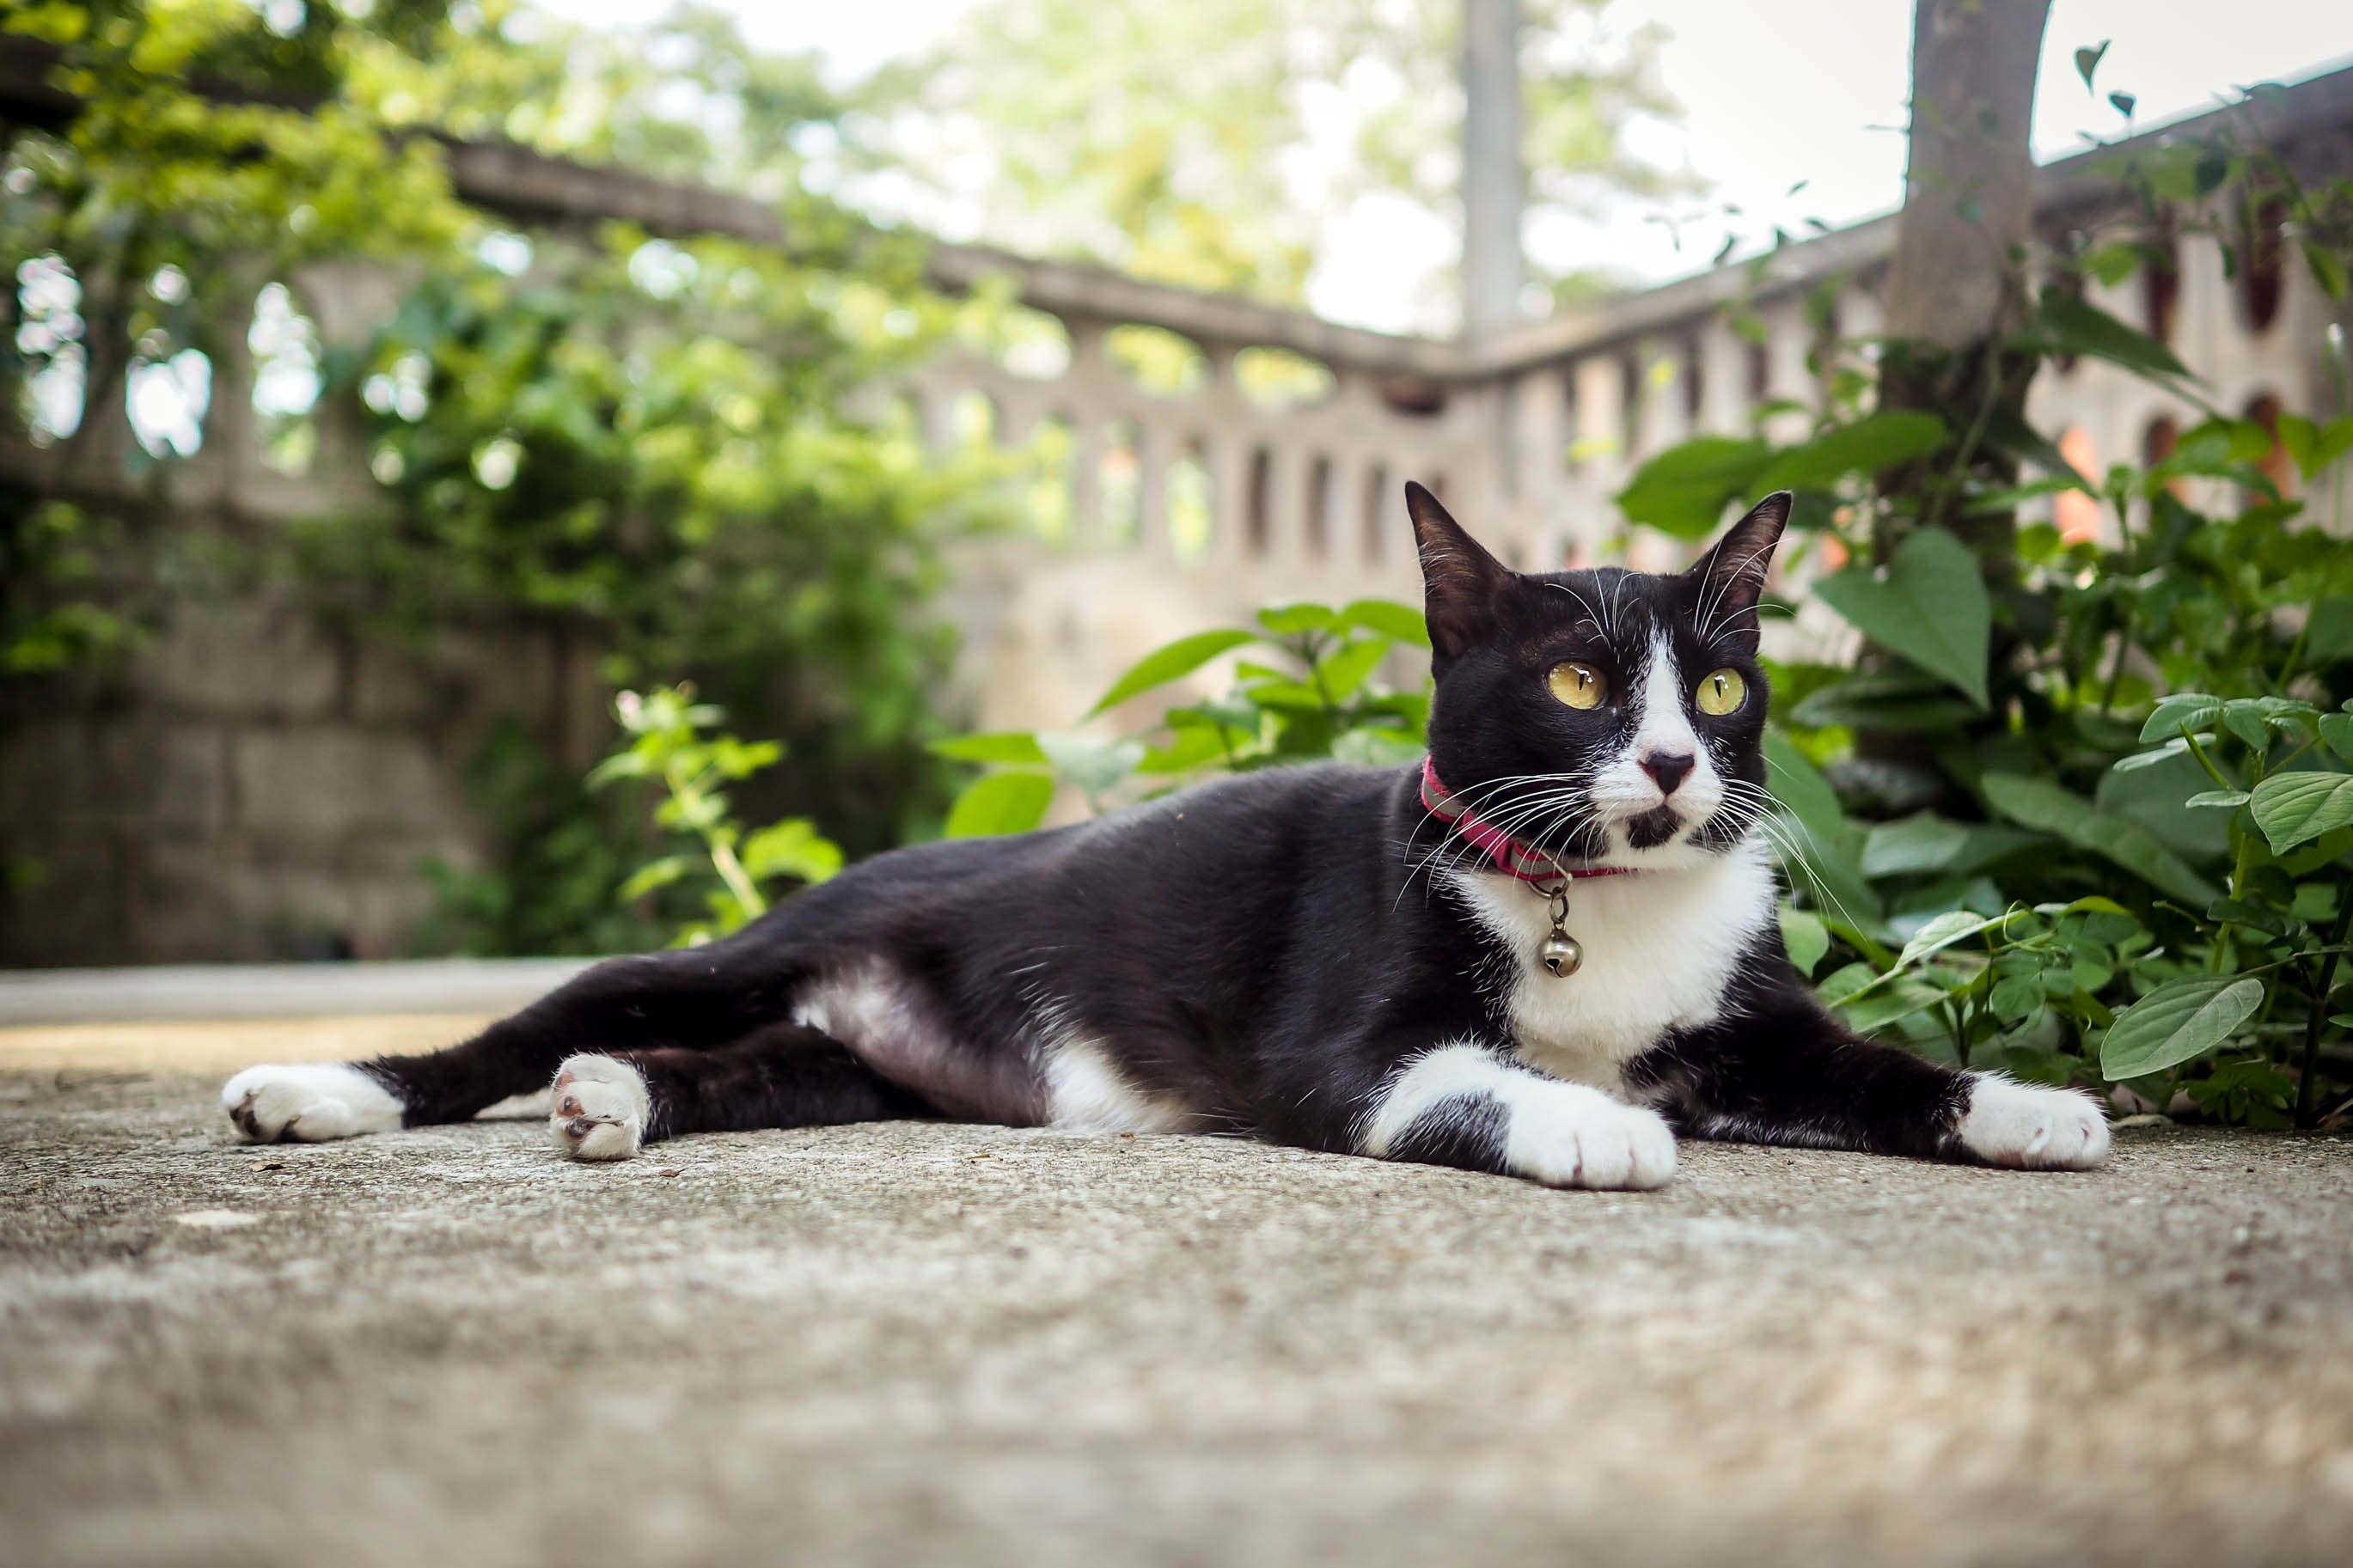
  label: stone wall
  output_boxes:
[0,593,606,966]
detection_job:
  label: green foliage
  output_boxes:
[862,0,1685,307]
[5,0,1005,951]
[587,686,843,946]
[1619,83,2353,1126]
[410,718,661,958]
[936,598,1433,834]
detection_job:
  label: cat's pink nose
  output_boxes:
[1640,750,1695,796]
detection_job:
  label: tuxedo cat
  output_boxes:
[221,485,2109,1187]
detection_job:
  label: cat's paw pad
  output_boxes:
[1959,1076,2110,1169]
[222,1064,403,1144]
[1506,1089,1678,1190]
[550,1055,648,1162]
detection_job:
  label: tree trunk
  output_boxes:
[1460,0,1525,338]
[1877,0,2052,563]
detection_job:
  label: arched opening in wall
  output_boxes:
[1560,367,1582,472]
[2045,266,2084,374]
[249,281,322,475]
[15,253,89,445]
[1026,413,1076,544]
[949,388,999,449]
[1363,462,1390,565]
[1681,336,1705,422]
[1378,376,1447,417]
[2142,414,2185,499]
[1106,324,1208,396]
[1744,334,1770,406]
[1305,454,1332,562]
[1244,446,1273,559]
[1618,352,1642,456]
[2055,425,2101,542]
[125,263,210,459]
[1098,418,1143,546]
[1165,439,1214,563]
[1236,345,1336,411]
[2243,393,2292,500]
[2237,194,2288,335]
[2142,210,2181,346]
[993,306,1073,380]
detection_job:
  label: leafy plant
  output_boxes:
[1614,84,2353,1126]
[587,686,844,946]
[935,598,1433,835]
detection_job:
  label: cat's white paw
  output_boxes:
[551,1055,648,1162]
[1505,1084,1679,1190]
[1959,1075,2110,1169]
[222,1063,403,1144]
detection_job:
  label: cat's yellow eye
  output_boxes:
[1547,662,1607,711]
[1695,668,1747,717]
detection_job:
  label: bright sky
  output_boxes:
[543,0,2353,333]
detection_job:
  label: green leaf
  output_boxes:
[1788,671,1978,732]
[1036,731,1146,796]
[1897,908,2000,968]
[2100,975,2265,1080]
[1989,973,2044,1024]
[1615,436,1774,539]
[1339,598,1431,650]
[2302,239,2350,302]
[2111,736,2190,772]
[1330,727,1427,766]
[1981,772,2223,906]
[943,772,1054,839]
[1860,813,2036,878]
[1752,412,1947,493]
[616,855,690,901]
[1811,526,1991,707]
[2305,600,2353,665]
[1257,602,1341,637]
[1763,731,1881,923]
[931,731,1049,765]
[2205,898,2304,940]
[2319,712,2353,760]
[2248,772,2353,854]
[2185,790,2250,810]
[1086,630,1256,717]
[1763,729,1846,840]
[1315,638,1392,701]
[1779,904,1830,977]
[739,819,842,885]
[2223,699,2273,753]
[2138,693,2222,743]
[2031,288,2190,381]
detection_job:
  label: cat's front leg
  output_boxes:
[1633,1001,2109,1170]
[1358,1041,1678,1190]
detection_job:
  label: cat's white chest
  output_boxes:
[1445,843,1776,1090]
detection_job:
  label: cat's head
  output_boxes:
[1407,482,1790,872]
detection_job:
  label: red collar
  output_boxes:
[1421,758,1638,886]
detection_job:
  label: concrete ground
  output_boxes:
[5,1033,2353,1567]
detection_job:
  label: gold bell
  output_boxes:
[1541,931,1583,978]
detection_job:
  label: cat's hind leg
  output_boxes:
[223,943,798,1144]
[550,1021,937,1162]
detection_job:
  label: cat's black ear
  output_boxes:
[1686,491,1790,650]
[1405,481,1510,668]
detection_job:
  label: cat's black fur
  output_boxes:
[227,484,2109,1184]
